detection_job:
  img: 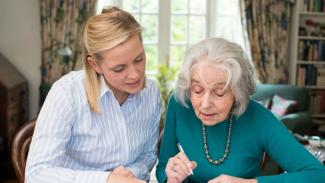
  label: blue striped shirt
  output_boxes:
[25,70,162,183]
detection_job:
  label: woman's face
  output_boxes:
[190,62,234,126]
[89,34,146,101]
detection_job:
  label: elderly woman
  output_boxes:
[156,38,325,183]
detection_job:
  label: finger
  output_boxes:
[166,158,174,169]
[191,161,197,169]
[176,152,194,173]
[167,177,178,183]
[166,161,187,182]
[208,174,229,183]
[174,156,192,175]
[174,164,187,177]
[113,166,124,172]
[125,171,134,177]
[114,166,127,174]
[123,168,135,177]
[166,156,190,182]
[166,163,186,178]
[121,176,145,183]
[167,157,187,176]
[134,179,146,183]
[168,169,186,182]
[177,152,192,166]
[113,167,134,177]
[165,160,174,174]
[207,178,220,183]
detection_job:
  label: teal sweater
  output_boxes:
[156,95,325,183]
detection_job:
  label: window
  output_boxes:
[97,0,208,73]
[214,0,251,61]
[97,0,249,73]
[122,0,160,72]
[169,0,208,69]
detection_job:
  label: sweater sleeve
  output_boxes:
[155,95,179,183]
[256,114,325,183]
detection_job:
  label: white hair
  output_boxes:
[175,38,257,116]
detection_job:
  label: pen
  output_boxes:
[177,143,194,175]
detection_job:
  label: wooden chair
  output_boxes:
[11,120,36,183]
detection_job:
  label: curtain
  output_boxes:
[39,0,97,104]
[240,0,294,83]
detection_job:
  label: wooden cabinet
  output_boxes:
[0,52,29,179]
[289,0,325,134]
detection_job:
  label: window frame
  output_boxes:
[159,0,212,67]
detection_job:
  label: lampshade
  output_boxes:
[58,45,72,56]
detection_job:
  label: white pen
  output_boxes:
[177,143,194,175]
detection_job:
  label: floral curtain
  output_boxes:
[240,0,294,83]
[39,0,97,104]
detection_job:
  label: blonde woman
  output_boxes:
[26,7,161,183]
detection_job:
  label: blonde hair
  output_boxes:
[176,38,256,116]
[83,6,142,113]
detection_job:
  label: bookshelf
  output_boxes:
[289,0,325,128]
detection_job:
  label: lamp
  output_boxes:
[58,44,72,64]
[58,44,72,57]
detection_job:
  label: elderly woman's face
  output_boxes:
[190,63,234,126]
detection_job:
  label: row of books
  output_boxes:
[302,0,325,12]
[297,65,325,86]
[310,93,325,114]
[298,40,325,61]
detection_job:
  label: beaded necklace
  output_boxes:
[202,115,233,165]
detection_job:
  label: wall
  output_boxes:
[0,0,41,119]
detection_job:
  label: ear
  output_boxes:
[87,56,102,74]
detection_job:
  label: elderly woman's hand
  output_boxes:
[208,174,257,183]
[165,152,197,183]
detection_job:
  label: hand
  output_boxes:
[107,166,145,183]
[165,152,197,183]
[208,174,257,183]
[112,166,136,178]
[107,175,145,183]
